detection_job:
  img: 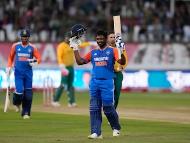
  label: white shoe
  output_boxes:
[23,115,30,119]
[15,105,20,112]
[88,133,103,139]
[68,103,72,107]
[72,103,77,107]
[51,101,61,107]
[113,129,120,137]
[68,103,77,108]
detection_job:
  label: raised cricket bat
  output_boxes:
[4,78,10,112]
[113,15,122,58]
[113,15,121,36]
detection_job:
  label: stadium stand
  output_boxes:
[0,0,190,42]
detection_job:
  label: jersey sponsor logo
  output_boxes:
[94,56,109,66]
[19,57,28,61]
[18,53,30,57]
[95,61,107,66]
[17,53,30,61]
[94,57,109,61]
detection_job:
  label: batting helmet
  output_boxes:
[70,24,87,38]
[20,29,30,37]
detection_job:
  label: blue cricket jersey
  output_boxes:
[84,46,119,79]
[7,42,41,71]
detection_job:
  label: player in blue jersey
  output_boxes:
[69,30,126,139]
[6,28,41,119]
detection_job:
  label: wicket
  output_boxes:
[43,76,54,106]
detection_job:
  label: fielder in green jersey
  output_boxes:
[51,35,77,108]
[107,32,128,109]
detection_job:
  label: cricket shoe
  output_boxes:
[88,133,103,139]
[23,115,30,119]
[51,101,61,107]
[68,103,77,108]
[113,129,120,137]
[15,105,20,112]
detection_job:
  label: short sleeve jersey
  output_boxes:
[7,42,41,71]
[83,47,119,79]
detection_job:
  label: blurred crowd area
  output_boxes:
[0,0,190,42]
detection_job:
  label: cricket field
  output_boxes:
[0,91,190,143]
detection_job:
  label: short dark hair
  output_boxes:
[96,30,107,38]
[107,31,114,35]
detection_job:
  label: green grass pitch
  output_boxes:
[0,92,190,143]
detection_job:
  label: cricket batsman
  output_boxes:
[6,28,41,119]
[107,32,128,109]
[69,26,126,138]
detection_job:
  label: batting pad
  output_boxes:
[103,105,121,130]
[89,96,102,136]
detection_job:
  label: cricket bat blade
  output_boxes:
[4,87,10,112]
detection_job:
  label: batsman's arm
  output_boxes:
[113,48,126,65]
[33,47,41,64]
[7,44,16,67]
[6,44,16,77]
[73,50,89,65]
[69,36,90,65]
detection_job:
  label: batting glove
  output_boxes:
[69,36,81,51]
[28,58,38,66]
[115,35,125,52]
[59,64,69,76]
